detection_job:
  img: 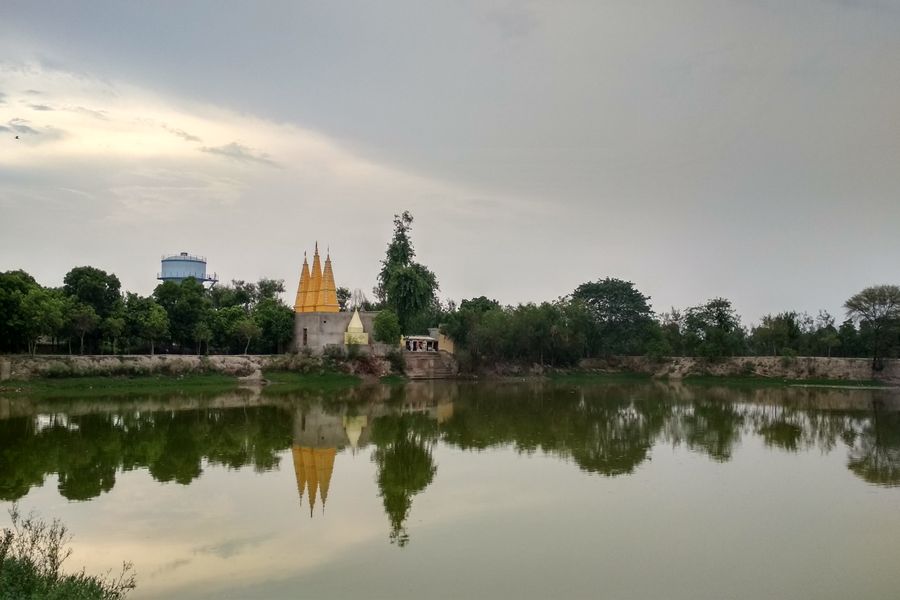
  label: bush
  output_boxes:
[0,505,135,599]
[385,347,405,375]
[373,310,402,345]
[779,348,798,367]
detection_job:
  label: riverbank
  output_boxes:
[0,352,393,382]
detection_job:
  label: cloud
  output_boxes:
[6,118,39,135]
[200,142,278,167]
[66,105,108,120]
[0,91,6,104]
[161,124,201,142]
[23,89,41,95]
[29,103,53,111]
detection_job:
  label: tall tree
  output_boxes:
[141,303,169,355]
[845,285,900,369]
[375,212,439,332]
[69,303,100,355]
[63,266,121,319]
[682,298,746,359]
[0,270,40,352]
[233,318,261,354]
[18,288,66,355]
[572,278,654,355]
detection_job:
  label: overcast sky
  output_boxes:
[2,1,899,324]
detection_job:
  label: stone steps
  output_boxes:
[403,350,458,380]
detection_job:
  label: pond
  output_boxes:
[2,380,900,599]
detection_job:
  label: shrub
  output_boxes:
[385,347,405,375]
[373,310,402,345]
[0,505,135,599]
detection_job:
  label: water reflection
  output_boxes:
[2,381,900,538]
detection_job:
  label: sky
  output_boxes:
[1,0,899,325]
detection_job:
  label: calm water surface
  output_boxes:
[2,380,900,599]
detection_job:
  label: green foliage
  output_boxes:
[373,310,402,344]
[62,266,122,320]
[69,303,100,355]
[572,277,654,355]
[336,286,351,311]
[681,298,746,359]
[17,288,66,355]
[233,318,261,354]
[0,270,40,352]
[375,212,439,333]
[845,285,900,368]
[252,298,294,353]
[0,506,135,599]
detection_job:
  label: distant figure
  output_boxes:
[15,135,19,139]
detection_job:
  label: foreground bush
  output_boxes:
[0,506,135,599]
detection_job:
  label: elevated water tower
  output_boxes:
[158,252,218,286]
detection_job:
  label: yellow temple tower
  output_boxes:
[294,243,338,314]
[303,244,322,312]
[293,253,310,312]
[316,251,339,312]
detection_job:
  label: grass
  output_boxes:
[261,370,361,394]
[680,375,883,388]
[548,371,654,383]
[379,374,408,385]
[0,374,239,399]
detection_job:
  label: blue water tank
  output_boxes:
[158,252,218,285]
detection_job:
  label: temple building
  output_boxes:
[292,244,379,354]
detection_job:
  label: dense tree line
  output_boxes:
[438,283,900,370]
[0,267,297,355]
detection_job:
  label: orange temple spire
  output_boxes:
[293,253,310,313]
[316,251,339,313]
[303,242,323,312]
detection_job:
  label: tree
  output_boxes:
[141,303,169,355]
[682,298,746,359]
[153,278,210,349]
[337,287,351,311]
[373,310,402,345]
[252,298,294,353]
[62,266,121,319]
[0,270,40,352]
[572,278,654,355]
[193,322,212,355]
[844,285,900,369]
[375,212,439,332]
[17,288,66,355]
[233,318,261,354]
[255,278,284,303]
[101,316,126,355]
[69,303,100,355]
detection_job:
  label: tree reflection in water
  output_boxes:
[1,382,900,538]
[371,414,437,546]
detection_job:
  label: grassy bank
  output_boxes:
[545,370,883,388]
[547,372,654,383]
[0,373,240,399]
[680,375,883,388]
[260,370,362,394]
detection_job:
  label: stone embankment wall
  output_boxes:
[578,356,900,384]
[1,354,287,381]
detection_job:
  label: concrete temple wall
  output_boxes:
[293,311,380,355]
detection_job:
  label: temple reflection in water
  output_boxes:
[290,385,455,518]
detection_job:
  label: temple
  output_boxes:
[292,244,380,354]
[293,243,338,313]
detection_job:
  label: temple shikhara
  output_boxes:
[293,243,339,313]
[292,244,374,353]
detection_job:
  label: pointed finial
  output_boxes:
[315,241,318,254]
